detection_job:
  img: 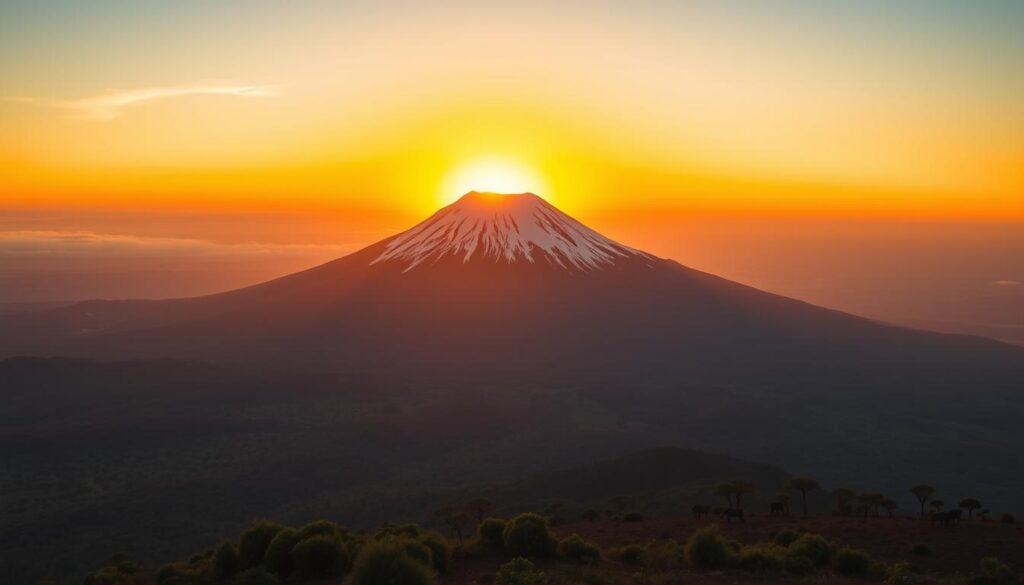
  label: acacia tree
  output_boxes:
[858,492,886,517]
[959,498,981,519]
[786,477,820,516]
[465,498,495,523]
[880,498,898,518]
[831,488,855,516]
[713,483,737,508]
[910,485,936,519]
[732,480,755,508]
[930,500,945,513]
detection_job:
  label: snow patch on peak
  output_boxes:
[371,192,653,272]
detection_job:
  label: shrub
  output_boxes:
[999,513,1014,525]
[376,523,421,540]
[623,511,644,522]
[783,554,813,576]
[296,519,342,540]
[976,557,1012,584]
[262,528,299,579]
[239,521,285,569]
[503,513,556,558]
[619,544,643,565]
[737,543,785,574]
[787,533,834,567]
[346,539,436,585]
[910,543,931,556]
[479,518,508,546]
[642,540,686,573]
[773,530,800,547]
[884,562,922,585]
[232,567,281,585]
[213,540,240,581]
[685,526,734,569]
[291,534,349,581]
[834,547,870,575]
[418,532,451,574]
[559,534,601,565]
[495,557,547,585]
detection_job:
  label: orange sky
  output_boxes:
[1,1,1022,340]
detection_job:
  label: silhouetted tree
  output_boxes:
[959,498,981,519]
[465,498,495,523]
[858,492,885,517]
[930,500,945,513]
[434,507,473,543]
[831,488,855,516]
[732,480,755,507]
[910,485,936,519]
[713,483,736,508]
[775,493,791,514]
[786,477,820,516]
[881,498,898,518]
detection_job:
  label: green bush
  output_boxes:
[503,513,556,558]
[232,567,281,585]
[787,533,834,567]
[685,526,734,569]
[346,539,436,585]
[262,528,299,579]
[418,532,451,574]
[479,518,508,546]
[737,543,786,575]
[884,562,922,585]
[495,557,547,585]
[376,523,421,540]
[239,521,285,569]
[773,530,800,547]
[619,544,643,565]
[213,540,240,581]
[910,542,931,556]
[623,511,644,522]
[976,557,1012,584]
[296,519,342,540]
[642,540,686,573]
[292,534,350,581]
[834,547,870,575]
[559,534,601,565]
[85,557,150,585]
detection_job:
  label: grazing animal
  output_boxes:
[720,508,744,523]
[931,509,962,527]
[770,502,786,516]
[692,505,711,519]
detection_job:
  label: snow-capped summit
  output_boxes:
[371,191,653,272]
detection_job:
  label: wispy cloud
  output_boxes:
[0,230,350,258]
[7,83,277,120]
[992,280,1020,286]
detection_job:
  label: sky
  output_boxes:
[1,0,1022,340]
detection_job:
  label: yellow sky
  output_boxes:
[2,1,1022,224]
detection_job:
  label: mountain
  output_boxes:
[2,192,1024,511]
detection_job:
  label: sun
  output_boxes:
[439,156,549,205]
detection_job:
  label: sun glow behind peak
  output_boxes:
[440,156,550,206]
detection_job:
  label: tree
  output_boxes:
[713,483,736,508]
[880,498,898,518]
[465,498,495,522]
[959,498,981,519]
[831,488,855,516]
[930,500,944,513]
[858,492,885,517]
[731,480,755,507]
[786,477,820,516]
[910,485,935,519]
[774,493,791,514]
[434,508,473,544]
